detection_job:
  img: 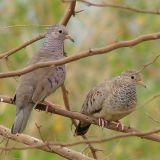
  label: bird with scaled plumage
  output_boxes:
[75,70,146,136]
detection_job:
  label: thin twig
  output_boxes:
[0,34,45,59]
[0,32,160,78]
[140,94,160,107]
[145,113,160,124]
[65,0,160,15]
[54,128,160,147]
[0,24,50,30]
[137,54,160,73]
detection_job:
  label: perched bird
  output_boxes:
[11,24,74,134]
[75,70,146,135]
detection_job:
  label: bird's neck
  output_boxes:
[41,37,64,56]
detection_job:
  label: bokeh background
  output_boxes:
[0,0,160,159]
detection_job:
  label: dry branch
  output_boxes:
[0,32,160,78]
[55,128,160,147]
[0,1,159,159]
[137,54,160,73]
[61,85,98,159]
[76,0,160,15]
[0,127,160,151]
[60,1,98,159]
[0,24,50,30]
[1,95,160,142]
[0,125,94,160]
[0,0,76,60]
[0,34,45,59]
[60,0,76,25]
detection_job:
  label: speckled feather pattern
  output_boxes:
[75,71,142,135]
[81,77,137,118]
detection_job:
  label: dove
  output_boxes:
[11,24,74,134]
[75,70,146,135]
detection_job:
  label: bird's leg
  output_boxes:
[11,95,16,104]
[43,101,50,112]
[45,105,49,112]
[98,118,110,128]
[113,120,124,131]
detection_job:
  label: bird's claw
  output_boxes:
[113,121,124,131]
[98,118,110,128]
[45,105,49,112]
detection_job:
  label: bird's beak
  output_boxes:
[65,34,75,42]
[136,80,146,88]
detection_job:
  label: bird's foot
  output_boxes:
[43,101,50,112]
[45,105,49,112]
[113,120,124,131]
[98,118,110,128]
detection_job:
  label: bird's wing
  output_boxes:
[32,66,56,103]
[32,65,65,104]
[75,81,108,135]
[81,81,107,116]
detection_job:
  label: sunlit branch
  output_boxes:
[1,95,160,142]
[0,125,94,160]
[0,32,160,78]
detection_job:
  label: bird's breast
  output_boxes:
[109,85,137,111]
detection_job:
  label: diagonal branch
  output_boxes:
[137,54,160,73]
[0,1,76,60]
[0,34,45,59]
[60,0,76,26]
[61,85,98,159]
[0,32,160,78]
[0,125,94,160]
[1,95,160,142]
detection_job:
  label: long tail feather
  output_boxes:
[11,105,32,134]
[75,121,91,136]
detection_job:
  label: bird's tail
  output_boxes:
[75,121,91,136]
[11,104,32,134]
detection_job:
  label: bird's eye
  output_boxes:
[58,29,62,33]
[131,76,134,79]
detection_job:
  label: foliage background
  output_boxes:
[0,0,160,159]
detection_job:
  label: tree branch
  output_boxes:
[60,0,76,26]
[1,95,160,142]
[137,54,160,73]
[54,128,160,147]
[0,32,160,78]
[0,125,94,160]
[0,34,45,59]
[0,127,159,152]
[61,85,98,159]
[0,0,76,60]
[75,0,160,15]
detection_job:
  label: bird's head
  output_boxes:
[45,24,74,42]
[121,70,146,88]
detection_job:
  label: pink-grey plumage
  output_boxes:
[11,24,73,134]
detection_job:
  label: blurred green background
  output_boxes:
[0,0,160,159]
